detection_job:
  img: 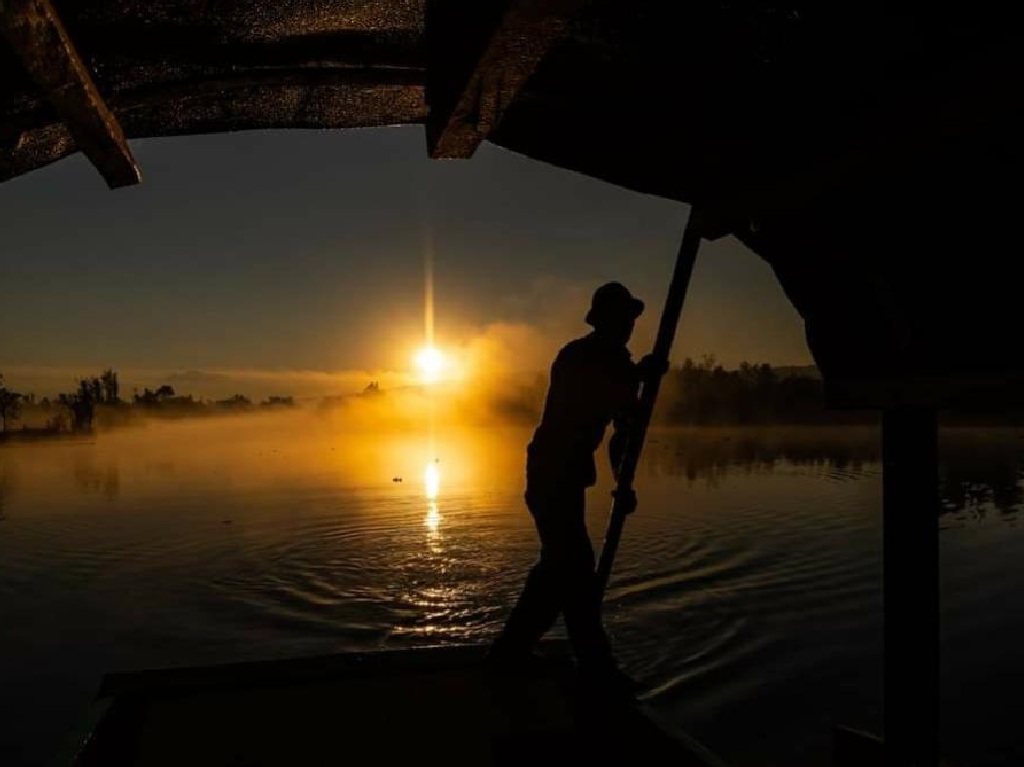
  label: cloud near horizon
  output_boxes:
[2,272,807,401]
[0,316,574,401]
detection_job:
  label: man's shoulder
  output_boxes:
[555,334,633,368]
[557,336,592,359]
[555,335,600,367]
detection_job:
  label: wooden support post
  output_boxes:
[882,406,940,766]
[0,0,140,188]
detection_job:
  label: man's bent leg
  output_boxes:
[525,488,615,668]
[489,493,564,661]
[555,491,615,669]
[490,558,562,661]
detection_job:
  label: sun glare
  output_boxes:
[415,346,445,383]
[425,460,440,500]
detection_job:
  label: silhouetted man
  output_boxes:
[489,282,662,692]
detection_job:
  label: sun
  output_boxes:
[415,346,445,383]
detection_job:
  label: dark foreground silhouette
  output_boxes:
[74,644,724,767]
[489,283,663,689]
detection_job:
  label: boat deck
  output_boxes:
[74,644,725,766]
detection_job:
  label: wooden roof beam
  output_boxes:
[426,0,587,159]
[1,0,140,188]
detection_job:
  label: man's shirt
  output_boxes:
[528,333,639,488]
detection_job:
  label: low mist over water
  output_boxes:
[2,419,1023,766]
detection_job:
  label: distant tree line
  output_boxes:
[130,385,294,417]
[1,369,296,436]
[488,358,850,426]
[656,356,861,425]
[0,373,22,433]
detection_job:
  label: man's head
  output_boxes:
[585,282,644,344]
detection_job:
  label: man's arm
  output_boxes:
[609,427,631,480]
[610,410,639,515]
[608,360,644,479]
[608,354,668,510]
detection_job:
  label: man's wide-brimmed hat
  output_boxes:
[585,281,645,327]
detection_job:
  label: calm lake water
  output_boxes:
[2,416,1023,766]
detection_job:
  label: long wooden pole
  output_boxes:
[596,209,704,597]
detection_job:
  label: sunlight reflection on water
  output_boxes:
[425,500,441,533]
[1,422,1024,766]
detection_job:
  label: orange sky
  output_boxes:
[0,128,812,399]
